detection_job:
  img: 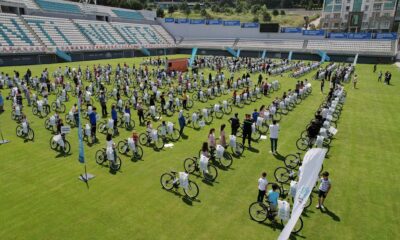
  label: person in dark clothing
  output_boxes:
[242,114,253,148]
[99,92,107,117]
[111,104,118,135]
[320,79,325,93]
[229,113,240,136]
[89,107,97,143]
[137,102,145,125]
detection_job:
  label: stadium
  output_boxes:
[0,0,398,239]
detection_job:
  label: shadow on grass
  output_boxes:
[248,147,260,153]
[322,207,341,222]
[273,152,286,161]
[55,152,72,158]
[162,188,201,206]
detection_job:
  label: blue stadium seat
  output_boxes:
[34,0,81,14]
[112,9,144,20]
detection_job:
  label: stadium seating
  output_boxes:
[79,3,118,17]
[74,19,126,46]
[178,38,235,49]
[24,15,91,50]
[307,40,393,54]
[112,9,144,20]
[111,22,174,48]
[1,0,40,9]
[237,39,304,50]
[0,13,44,53]
[34,0,81,14]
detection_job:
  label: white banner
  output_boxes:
[278,148,327,240]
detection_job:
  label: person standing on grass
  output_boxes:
[269,120,279,154]
[317,171,331,210]
[378,71,382,82]
[373,64,377,73]
[353,74,358,89]
[0,91,4,113]
[178,110,186,136]
[242,114,253,148]
[219,124,227,147]
[257,172,268,202]
[111,104,118,135]
[89,107,98,143]
[229,113,240,136]
[99,91,107,117]
[320,79,325,93]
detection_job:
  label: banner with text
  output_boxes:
[281,27,302,33]
[328,32,348,39]
[175,18,189,24]
[164,18,174,23]
[347,32,372,39]
[241,22,259,28]
[206,19,222,25]
[375,32,398,40]
[190,19,205,24]
[302,30,325,36]
[223,20,240,26]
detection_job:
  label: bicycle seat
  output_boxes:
[171,170,177,174]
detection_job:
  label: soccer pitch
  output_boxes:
[0,55,399,240]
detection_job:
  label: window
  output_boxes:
[335,0,342,3]
[344,14,348,19]
[325,14,331,19]
[373,12,381,18]
[323,22,329,28]
[334,23,340,27]
[382,21,390,28]
[362,22,369,27]
[373,3,382,11]
[383,12,390,17]
[346,6,350,11]
[364,5,369,11]
[334,13,341,19]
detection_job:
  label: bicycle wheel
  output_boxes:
[160,173,175,190]
[251,130,261,141]
[300,130,308,138]
[63,141,71,154]
[171,129,181,141]
[16,125,23,137]
[231,142,244,157]
[44,119,51,130]
[192,120,200,130]
[274,167,291,184]
[51,102,57,111]
[272,112,282,121]
[304,195,312,209]
[204,164,218,182]
[50,137,57,150]
[183,158,196,174]
[139,133,148,146]
[249,202,269,223]
[187,100,194,109]
[219,152,233,168]
[223,105,232,114]
[284,154,301,169]
[27,129,34,141]
[183,180,199,199]
[205,115,213,124]
[281,217,303,234]
[257,124,269,134]
[132,146,143,160]
[154,138,164,150]
[32,106,38,115]
[215,111,223,119]
[296,138,310,151]
[110,156,122,171]
[117,140,128,154]
[95,150,105,165]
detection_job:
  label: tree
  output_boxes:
[184,7,191,17]
[194,3,201,12]
[272,9,279,16]
[156,8,165,18]
[252,16,259,23]
[200,8,208,17]
[251,4,260,15]
[168,6,175,16]
[280,10,286,15]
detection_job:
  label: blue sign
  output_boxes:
[175,18,189,24]
[347,33,372,39]
[206,19,222,25]
[282,27,302,33]
[164,18,174,23]
[328,32,348,39]
[376,32,398,40]
[241,22,259,28]
[303,30,325,36]
[223,20,240,26]
[190,19,205,24]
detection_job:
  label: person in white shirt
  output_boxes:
[257,172,268,202]
[269,120,279,154]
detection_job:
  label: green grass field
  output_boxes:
[0,55,399,240]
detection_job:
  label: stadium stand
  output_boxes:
[178,38,235,49]
[0,13,44,53]
[79,3,118,17]
[236,39,304,51]
[24,15,91,51]
[74,19,126,46]
[1,0,40,9]
[307,40,394,55]
[111,9,144,20]
[34,0,81,14]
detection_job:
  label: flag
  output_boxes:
[77,96,85,164]
[278,148,327,240]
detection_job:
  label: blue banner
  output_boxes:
[303,30,325,36]
[190,19,205,24]
[223,20,240,26]
[328,32,348,39]
[281,27,302,33]
[347,33,372,39]
[241,22,259,28]
[206,19,222,25]
[164,18,174,23]
[376,32,398,40]
[175,18,189,24]
[77,98,85,164]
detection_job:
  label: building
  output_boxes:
[320,0,399,32]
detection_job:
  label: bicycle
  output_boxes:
[183,156,218,182]
[157,123,181,142]
[95,148,122,171]
[49,135,71,154]
[160,170,199,199]
[198,146,233,168]
[139,131,164,150]
[248,200,304,234]
[16,122,34,141]
[117,138,144,161]
[228,135,245,157]
[284,152,324,172]
[51,99,66,113]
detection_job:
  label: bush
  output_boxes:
[262,11,271,22]
[200,8,208,17]
[193,3,201,12]
[252,16,259,23]
[272,9,279,16]
[168,6,175,15]
[280,10,286,15]
[156,8,165,18]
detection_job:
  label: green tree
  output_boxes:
[168,5,175,16]
[194,3,201,12]
[251,4,260,15]
[200,8,208,17]
[156,8,165,18]
[184,7,191,17]
[252,16,259,23]
[280,10,286,15]
[272,9,279,16]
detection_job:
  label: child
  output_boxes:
[267,183,280,212]
[200,142,209,158]
[208,128,216,150]
[316,171,331,210]
[132,130,139,145]
[219,124,226,147]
